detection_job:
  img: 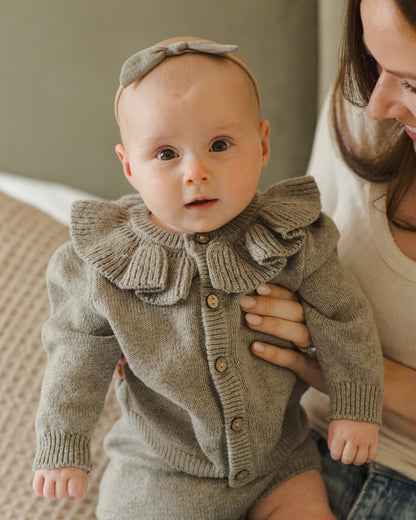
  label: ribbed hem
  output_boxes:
[328,382,384,424]
[126,410,224,479]
[33,432,92,472]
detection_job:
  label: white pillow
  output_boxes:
[0,172,97,225]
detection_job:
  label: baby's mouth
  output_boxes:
[185,198,217,209]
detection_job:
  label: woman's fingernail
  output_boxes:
[245,313,262,325]
[256,285,271,295]
[240,296,255,308]
[252,342,265,353]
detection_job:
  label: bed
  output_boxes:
[0,172,119,520]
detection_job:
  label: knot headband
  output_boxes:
[114,40,260,124]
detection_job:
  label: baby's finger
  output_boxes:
[352,445,370,466]
[42,477,57,500]
[32,473,45,498]
[55,478,69,499]
[341,442,358,465]
[68,474,88,502]
[367,442,378,463]
[329,440,343,462]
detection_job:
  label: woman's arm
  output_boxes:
[242,284,416,438]
[382,357,416,438]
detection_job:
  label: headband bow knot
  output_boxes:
[120,41,239,88]
[115,39,260,124]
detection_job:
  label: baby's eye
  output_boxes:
[210,139,231,153]
[156,148,179,161]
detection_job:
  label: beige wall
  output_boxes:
[318,0,344,109]
[1,0,318,199]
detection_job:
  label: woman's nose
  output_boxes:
[366,71,407,121]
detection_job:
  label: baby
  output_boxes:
[33,37,383,520]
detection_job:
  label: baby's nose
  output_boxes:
[183,159,212,184]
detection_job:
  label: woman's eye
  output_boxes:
[401,81,416,94]
[210,139,231,152]
[156,149,178,161]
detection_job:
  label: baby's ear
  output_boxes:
[115,144,132,178]
[260,119,271,172]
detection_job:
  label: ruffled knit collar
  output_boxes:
[71,176,321,305]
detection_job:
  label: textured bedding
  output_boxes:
[0,176,120,519]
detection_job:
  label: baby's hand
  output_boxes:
[33,467,88,502]
[328,419,379,465]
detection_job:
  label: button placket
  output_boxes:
[192,235,253,489]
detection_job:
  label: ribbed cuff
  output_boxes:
[33,432,92,472]
[327,382,383,424]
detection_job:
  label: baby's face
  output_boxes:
[117,54,270,234]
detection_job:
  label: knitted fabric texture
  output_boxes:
[33,177,384,518]
[0,192,120,520]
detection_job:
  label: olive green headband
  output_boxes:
[114,40,260,124]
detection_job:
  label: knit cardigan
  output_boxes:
[34,176,383,488]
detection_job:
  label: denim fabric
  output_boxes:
[312,431,416,520]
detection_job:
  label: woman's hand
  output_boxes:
[113,354,127,380]
[241,285,416,441]
[240,284,328,393]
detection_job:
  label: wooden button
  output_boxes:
[206,294,219,309]
[231,418,244,432]
[215,357,228,372]
[195,233,210,244]
[235,470,249,481]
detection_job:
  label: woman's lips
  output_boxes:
[404,124,416,140]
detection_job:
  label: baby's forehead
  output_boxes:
[117,52,261,135]
[128,53,257,106]
[141,52,248,86]
[115,40,261,126]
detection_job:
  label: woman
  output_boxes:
[242,0,416,518]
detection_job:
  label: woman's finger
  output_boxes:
[256,284,299,302]
[241,287,304,323]
[112,355,127,380]
[251,342,327,392]
[245,314,311,348]
[241,295,305,322]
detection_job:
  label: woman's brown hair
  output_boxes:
[331,0,416,230]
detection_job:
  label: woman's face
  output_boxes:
[361,0,416,150]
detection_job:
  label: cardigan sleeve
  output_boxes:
[33,242,122,472]
[297,214,384,424]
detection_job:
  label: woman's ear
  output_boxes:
[259,120,271,172]
[115,144,132,178]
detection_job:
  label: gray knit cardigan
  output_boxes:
[34,176,383,489]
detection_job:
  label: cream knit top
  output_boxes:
[34,177,383,487]
[305,93,416,481]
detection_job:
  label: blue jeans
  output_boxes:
[313,431,416,520]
